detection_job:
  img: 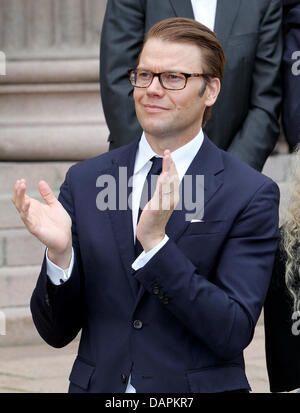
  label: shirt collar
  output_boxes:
[134,129,204,181]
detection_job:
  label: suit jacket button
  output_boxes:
[152,287,160,295]
[45,293,50,306]
[133,319,143,329]
[163,297,169,304]
[121,374,127,383]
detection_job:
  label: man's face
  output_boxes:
[133,38,214,144]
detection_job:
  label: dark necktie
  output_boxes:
[134,156,163,257]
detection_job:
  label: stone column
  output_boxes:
[0,0,108,346]
[0,0,109,160]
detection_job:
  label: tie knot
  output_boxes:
[150,156,163,176]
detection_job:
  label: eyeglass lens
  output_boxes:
[131,70,186,90]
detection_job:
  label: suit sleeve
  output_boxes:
[30,167,85,348]
[100,0,144,148]
[134,180,279,360]
[228,0,283,171]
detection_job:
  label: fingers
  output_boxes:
[38,180,56,206]
[161,150,179,186]
[162,150,179,178]
[162,150,171,173]
[12,179,56,218]
[12,179,28,213]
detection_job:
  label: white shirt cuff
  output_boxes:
[46,248,74,286]
[132,235,169,271]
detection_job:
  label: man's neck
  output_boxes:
[144,128,203,155]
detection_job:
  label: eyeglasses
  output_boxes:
[128,69,211,90]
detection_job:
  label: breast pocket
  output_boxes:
[183,220,226,236]
[178,220,227,275]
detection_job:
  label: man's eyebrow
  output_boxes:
[136,66,187,72]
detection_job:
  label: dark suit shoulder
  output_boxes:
[220,148,278,193]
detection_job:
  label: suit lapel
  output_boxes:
[134,135,224,308]
[169,0,242,48]
[107,139,140,298]
[169,0,194,18]
[166,134,224,242]
[214,0,241,47]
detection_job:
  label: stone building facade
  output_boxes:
[0,0,108,345]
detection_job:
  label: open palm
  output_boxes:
[12,179,72,255]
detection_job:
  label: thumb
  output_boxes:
[38,180,57,205]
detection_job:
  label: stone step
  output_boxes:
[0,123,109,161]
[0,161,74,193]
[0,307,44,347]
[0,306,81,347]
[0,74,109,160]
[0,229,45,267]
[0,161,74,230]
[262,153,294,183]
[0,265,40,307]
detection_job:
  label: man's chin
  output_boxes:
[139,120,173,138]
[142,126,172,139]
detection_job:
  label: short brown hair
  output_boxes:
[139,17,226,126]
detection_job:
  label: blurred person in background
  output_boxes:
[100,0,283,171]
[282,0,300,151]
[264,144,300,392]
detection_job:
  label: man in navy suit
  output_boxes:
[13,18,279,393]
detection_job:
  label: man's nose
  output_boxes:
[146,75,165,96]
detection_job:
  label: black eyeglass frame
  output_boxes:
[128,69,211,90]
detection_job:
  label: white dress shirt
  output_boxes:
[191,0,218,31]
[46,129,204,392]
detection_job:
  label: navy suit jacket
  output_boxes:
[30,135,279,393]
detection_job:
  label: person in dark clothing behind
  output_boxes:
[264,144,300,392]
[282,0,300,151]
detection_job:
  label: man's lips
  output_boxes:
[143,104,169,113]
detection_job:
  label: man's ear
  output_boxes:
[204,77,221,107]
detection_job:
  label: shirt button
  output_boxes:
[121,373,127,383]
[133,319,143,330]
[45,293,50,307]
